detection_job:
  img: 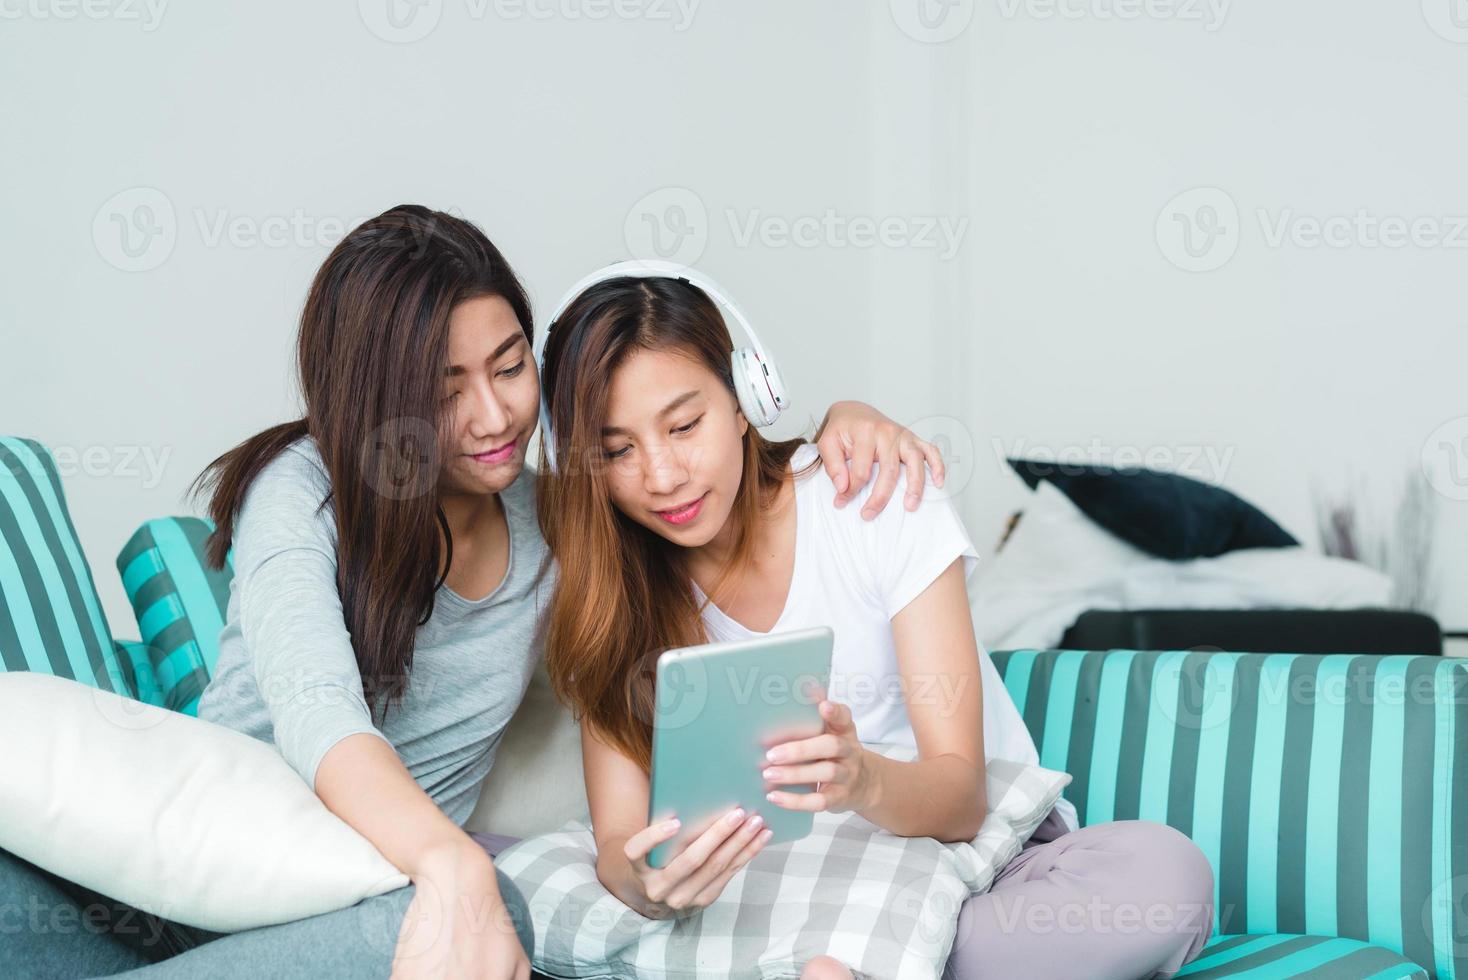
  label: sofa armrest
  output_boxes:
[992,649,1466,980]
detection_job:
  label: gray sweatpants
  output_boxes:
[0,838,534,979]
[942,811,1216,980]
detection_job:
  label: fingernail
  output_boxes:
[762,768,778,780]
[765,748,783,762]
[765,792,779,803]
[727,808,745,824]
[665,819,680,831]
[758,829,774,843]
[748,814,764,830]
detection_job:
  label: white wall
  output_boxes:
[1,1,881,633]
[3,0,1464,635]
[865,0,1468,628]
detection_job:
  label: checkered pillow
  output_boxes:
[493,745,1070,980]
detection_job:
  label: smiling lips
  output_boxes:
[470,440,517,465]
[656,491,708,525]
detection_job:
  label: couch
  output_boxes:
[2,436,1462,979]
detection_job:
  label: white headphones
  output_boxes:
[534,259,789,474]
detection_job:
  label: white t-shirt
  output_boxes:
[692,443,1079,833]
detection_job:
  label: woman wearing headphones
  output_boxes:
[530,273,1217,979]
[0,206,946,980]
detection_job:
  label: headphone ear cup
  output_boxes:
[731,348,780,427]
[761,357,788,413]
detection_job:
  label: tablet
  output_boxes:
[646,626,834,869]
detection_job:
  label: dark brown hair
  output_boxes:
[190,205,533,724]
[536,276,816,771]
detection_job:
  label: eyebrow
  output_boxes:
[601,390,700,437]
[445,334,524,377]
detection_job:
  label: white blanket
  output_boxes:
[971,482,1392,651]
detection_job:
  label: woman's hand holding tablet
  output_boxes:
[646,627,835,870]
[761,696,878,814]
[618,806,773,919]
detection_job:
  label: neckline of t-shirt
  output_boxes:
[693,450,814,637]
[438,487,517,609]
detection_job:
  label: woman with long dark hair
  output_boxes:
[0,205,947,979]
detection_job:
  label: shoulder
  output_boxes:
[251,435,331,498]
[789,442,837,507]
[234,436,336,543]
[790,440,929,529]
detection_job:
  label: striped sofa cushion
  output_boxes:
[115,517,232,715]
[0,437,130,695]
[992,649,1467,980]
[1179,933,1427,979]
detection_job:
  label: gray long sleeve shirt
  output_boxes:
[197,437,553,827]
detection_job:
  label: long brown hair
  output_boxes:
[190,205,533,724]
[536,276,816,771]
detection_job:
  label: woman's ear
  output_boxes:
[736,410,749,438]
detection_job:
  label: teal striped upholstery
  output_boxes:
[115,517,232,715]
[1179,934,1427,978]
[113,638,165,708]
[0,437,130,695]
[992,649,1467,980]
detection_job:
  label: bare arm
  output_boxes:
[762,559,987,842]
[582,724,660,914]
[315,733,499,884]
[855,559,986,840]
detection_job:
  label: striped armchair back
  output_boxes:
[991,649,1467,980]
[0,437,130,695]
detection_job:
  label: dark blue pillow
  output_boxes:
[1007,458,1297,560]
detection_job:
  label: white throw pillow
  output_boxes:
[0,672,408,933]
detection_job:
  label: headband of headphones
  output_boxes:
[533,260,788,472]
[535,259,778,371]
